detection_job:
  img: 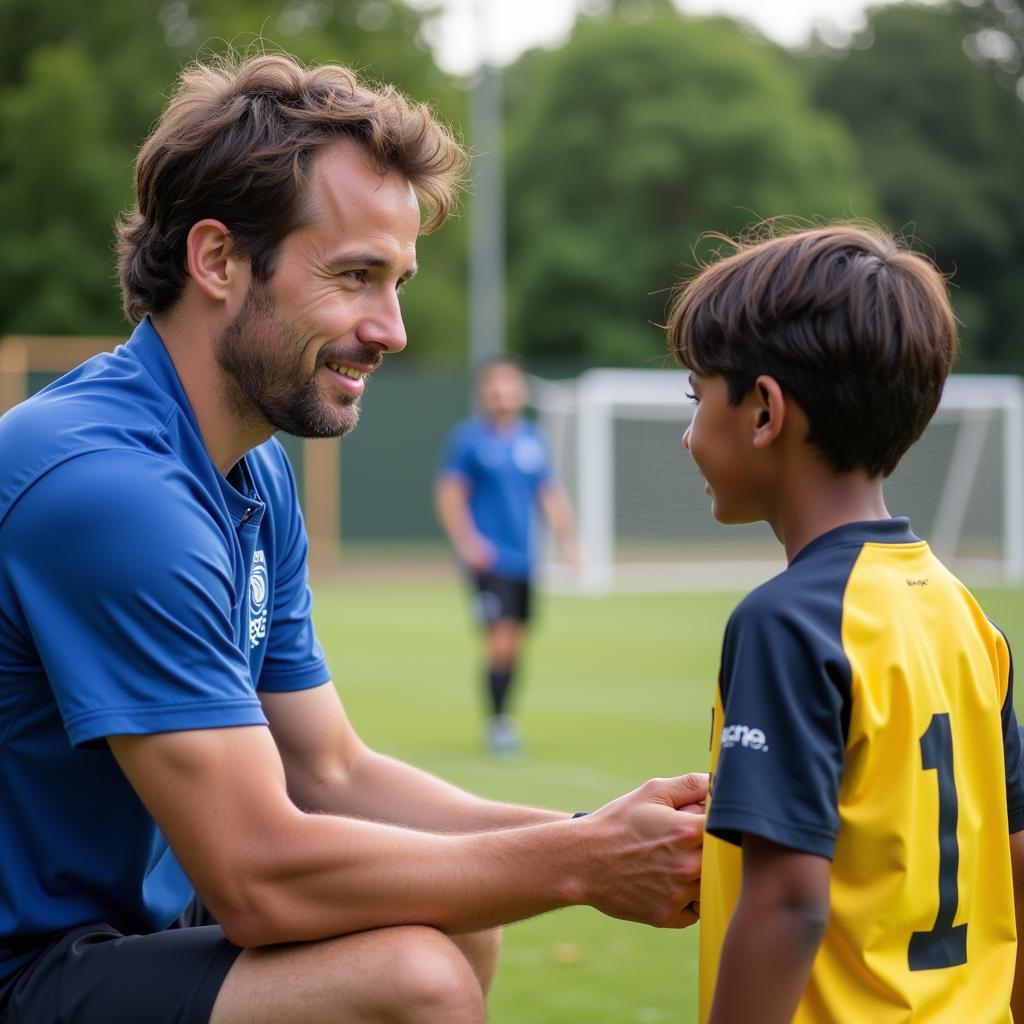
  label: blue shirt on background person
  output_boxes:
[438,415,552,581]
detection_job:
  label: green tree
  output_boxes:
[804,2,1024,367]
[503,6,875,365]
[0,0,467,361]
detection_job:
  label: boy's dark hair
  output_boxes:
[117,53,466,325]
[667,224,958,477]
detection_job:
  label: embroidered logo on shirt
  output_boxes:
[720,723,769,752]
[249,549,268,650]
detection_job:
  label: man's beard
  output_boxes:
[215,278,362,439]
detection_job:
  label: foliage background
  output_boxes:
[3,0,1023,370]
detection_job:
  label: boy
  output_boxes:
[667,224,1024,1022]
[436,356,579,753]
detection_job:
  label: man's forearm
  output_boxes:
[539,485,578,560]
[232,810,583,945]
[435,478,491,567]
[220,775,705,947]
[299,746,567,831]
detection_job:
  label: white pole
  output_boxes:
[468,0,505,369]
[577,372,614,594]
[1002,379,1024,584]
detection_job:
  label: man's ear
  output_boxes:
[184,219,249,304]
[751,374,785,450]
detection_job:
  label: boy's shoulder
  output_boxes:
[723,520,922,672]
[727,536,856,633]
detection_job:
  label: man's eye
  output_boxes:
[685,391,699,405]
[342,269,367,283]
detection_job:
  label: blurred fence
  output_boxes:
[8,335,1023,592]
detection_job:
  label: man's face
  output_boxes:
[682,372,768,525]
[216,140,420,439]
[477,363,527,423]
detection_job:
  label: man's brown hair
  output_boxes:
[667,223,958,477]
[117,53,466,324]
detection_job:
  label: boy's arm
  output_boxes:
[709,834,830,1024]
[1011,829,1024,1020]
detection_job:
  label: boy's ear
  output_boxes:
[751,375,785,450]
[185,219,251,305]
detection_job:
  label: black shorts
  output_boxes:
[0,898,241,1024]
[472,570,532,625]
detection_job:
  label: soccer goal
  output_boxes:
[530,370,1024,594]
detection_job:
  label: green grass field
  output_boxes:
[312,575,1024,1023]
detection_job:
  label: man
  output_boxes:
[0,54,706,1024]
[437,356,578,753]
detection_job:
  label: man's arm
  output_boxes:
[262,683,562,830]
[435,474,493,572]
[109,723,706,949]
[538,482,580,566]
[1011,829,1024,1020]
[709,835,830,1024]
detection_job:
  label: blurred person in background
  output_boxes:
[436,357,580,754]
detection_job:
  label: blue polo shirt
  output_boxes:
[0,318,330,978]
[438,416,552,580]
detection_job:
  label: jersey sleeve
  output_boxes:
[254,442,329,693]
[991,623,1024,832]
[707,596,851,859]
[0,450,267,748]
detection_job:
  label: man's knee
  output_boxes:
[210,926,486,1024]
[451,927,503,994]
[390,927,486,1023]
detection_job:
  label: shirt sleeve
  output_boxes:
[438,423,473,481]
[991,623,1024,832]
[1,450,267,748]
[254,442,329,693]
[707,595,851,859]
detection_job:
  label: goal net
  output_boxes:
[530,370,1024,594]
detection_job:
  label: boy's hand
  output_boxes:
[577,773,708,928]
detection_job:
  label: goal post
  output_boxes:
[530,370,1024,594]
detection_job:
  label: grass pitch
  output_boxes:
[313,574,1024,1024]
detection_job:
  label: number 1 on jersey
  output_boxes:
[908,712,968,971]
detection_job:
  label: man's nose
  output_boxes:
[357,292,408,354]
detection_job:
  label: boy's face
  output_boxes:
[683,372,770,525]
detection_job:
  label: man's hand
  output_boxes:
[577,773,708,928]
[458,534,495,573]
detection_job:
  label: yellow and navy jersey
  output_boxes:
[699,518,1024,1024]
